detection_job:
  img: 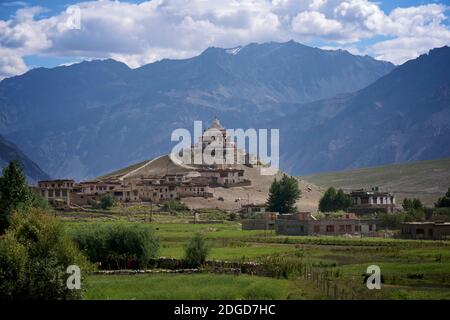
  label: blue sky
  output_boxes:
[0,0,449,79]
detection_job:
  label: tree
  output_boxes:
[402,198,423,211]
[0,208,90,299]
[435,188,450,208]
[100,194,114,210]
[336,189,352,210]
[0,160,33,234]
[184,233,210,268]
[319,187,352,212]
[267,175,301,214]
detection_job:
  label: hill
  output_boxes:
[96,154,323,212]
[301,158,450,206]
[0,135,50,183]
[0,41,394,180]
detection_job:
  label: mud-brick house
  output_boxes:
[37,179,75,206]
[400,222,450,240]
[240,203,268,218]
[348,187,396,215]
[198,168,246,186]
[241,212,278,230]
[275,212,377,236]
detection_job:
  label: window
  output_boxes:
[339,225,345,232]
[326,225,334,232]
[355,225,360,232]
[346,225,352,232]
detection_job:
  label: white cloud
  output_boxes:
[0,0,449,79]
[292,11,342,36]
[0,47,27,79]
[372,36,450,65]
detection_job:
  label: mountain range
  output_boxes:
[1,41,448,180]
[274,45,450,174]
[0,135,50,183]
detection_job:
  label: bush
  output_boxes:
[0,208,90,300]
[228,212,237,221]
[100,194,114,210]
[161,200,189,212]
[184,233,210,268]
[429,207,450,222]
[379,212,406,228]
[71,223,159,269]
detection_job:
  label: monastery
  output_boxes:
[36,119,253,208]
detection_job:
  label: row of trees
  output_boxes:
[265,176,362,214]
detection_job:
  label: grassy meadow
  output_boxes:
[61,208,450,300]
[301,157,450,206]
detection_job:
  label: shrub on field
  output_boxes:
[71,223,159,269]
[0,208,90,300]
[430,207,450,221]
[379,212,406,228]
[228,212,237,221]
[161,200,189,212]
[99,194,114,210]
[184,233,210,268]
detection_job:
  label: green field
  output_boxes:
[85,274,292,300]
[62,213,450,300]
[301,157,450,206]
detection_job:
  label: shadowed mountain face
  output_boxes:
[274,46,450,175]
[0,135,50,183]
[0,41,394,180]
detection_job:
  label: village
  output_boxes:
[34,118,450,241]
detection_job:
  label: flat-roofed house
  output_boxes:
[38,179,75,206]
[240,203,268,218]
[400,222,450,240]
[275,212,377,236]
[241,212,278,230]
[348,187,396,215]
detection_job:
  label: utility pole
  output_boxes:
[150,202,153,223]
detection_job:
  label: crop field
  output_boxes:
[63,211,450,300]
